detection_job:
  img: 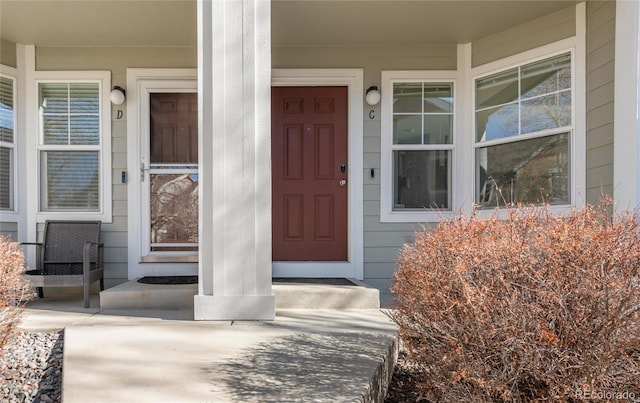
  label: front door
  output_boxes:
[271,86,348,261]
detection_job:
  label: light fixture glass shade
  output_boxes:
[365,86,381,106]
[110,87,126,105]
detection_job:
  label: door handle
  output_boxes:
[339,179,347,187]
[140,163,149,182]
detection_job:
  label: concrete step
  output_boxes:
[100,278,380,310]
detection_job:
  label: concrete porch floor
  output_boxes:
[20,288,398,402]
[99,277,384,310]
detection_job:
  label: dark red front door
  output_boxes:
[271,86,348,261]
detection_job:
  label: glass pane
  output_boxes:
[476,133,569,208]
[0,76,14,143]
[521,53,571,99]
[476,103,519,142]
[424,84,453,113]
[0,147,12,210]
[70,83,99,114]
[393,115,422,144]
[476,68,518,109]
[150,173,199,249]
[70,115,100,145]
[393,83,422,113]
[424,115,453,144]
[42,115,69,145]
[393,150,450,209]
[521,90,571,134]
[39,83,69,114]
[150,93,198,164]
[40,151,99,211]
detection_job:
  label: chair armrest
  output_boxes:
[19,242,44,272]
[82,242,104,277]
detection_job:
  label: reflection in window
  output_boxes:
[392,82,454,211]
[150,173,198,252]
[394,150,450,209]
[475,53,573,207]
[477,133,569,207]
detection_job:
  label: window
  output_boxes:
[381,39,584,222]
[34,72,111,220]
[381,71,458,222]
[475,52,572,207]
[0,72,16,212]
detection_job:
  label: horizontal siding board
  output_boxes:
[588,20,615,51]
[364,262,397,278]
[587,82,614,111]
[586,186,613,204]
[363,278,393,293]
[364,231,415,248]
[101,231,128,248]
[102,215,127,232]
[273,45,457,70]
[587,123,614,150]
[587,144,613,170]
[588,40,615,71]
[364,246,402,264]
[587,103,614,130]
[586,165,613,189]
[363,136,380,153]
[363,216,424,233]
[364,153,380,169]
[587,1,615,32]
[587,61,614,89]
[103,263,128,279]
[364,184,380,201]
[0,222,18,240]
[104,247,128,263]
[473,6,575,66]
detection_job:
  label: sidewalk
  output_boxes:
[20,296,398,402]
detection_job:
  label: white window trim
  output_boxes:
[29,70,112,222]
[380,70,462,223]
[380,4,585,223]
[0,65,18,221]
[471,35,586,219]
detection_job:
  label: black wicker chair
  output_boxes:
[22,221,104,308]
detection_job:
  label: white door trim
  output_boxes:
[126,68,197,279]
[271,68,364,280]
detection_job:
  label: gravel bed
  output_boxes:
[0,330,63,403]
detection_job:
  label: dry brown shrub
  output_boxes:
[390,200,640,402]
[0,236,33,359]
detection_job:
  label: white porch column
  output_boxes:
[614,0,640,211]
[195,0,275,320]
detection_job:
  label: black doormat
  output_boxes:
[137,276,354,286]
[272,278,355,286]
[137,276,198,285]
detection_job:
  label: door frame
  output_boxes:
[126,68,198,279]
[271,69,364,279]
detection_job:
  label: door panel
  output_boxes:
[272,86,348,261]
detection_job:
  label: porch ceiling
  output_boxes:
[0,0,579,48]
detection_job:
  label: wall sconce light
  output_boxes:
[365,86,381,106]
[110,86,126,105]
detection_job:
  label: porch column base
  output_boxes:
[194,295,275,321]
